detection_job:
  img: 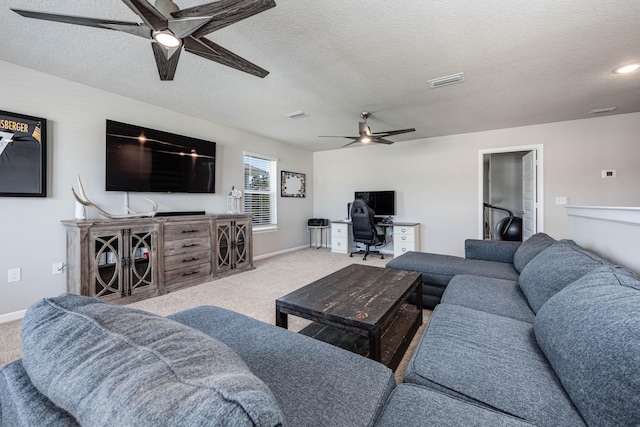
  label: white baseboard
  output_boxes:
[254,245,308,260]
[0,246,310,323]
[0,309,27,324]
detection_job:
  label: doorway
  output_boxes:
[478,145,544,241]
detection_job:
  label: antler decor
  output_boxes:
[71,175,158,219]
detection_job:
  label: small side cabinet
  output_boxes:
[393,223,420,258]
[331,221,352,254]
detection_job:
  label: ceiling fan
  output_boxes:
[320,112,416,148]
[11,0,275,81]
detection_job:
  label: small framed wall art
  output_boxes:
[0,110,47,197]
[281,170,306,198]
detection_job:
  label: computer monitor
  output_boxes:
[354,191,395,216]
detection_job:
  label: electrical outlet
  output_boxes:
[602,169,617,178]
[53,262,64,275]
[8,268,21,283]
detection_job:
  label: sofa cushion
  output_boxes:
[0,360,79,426]
[518,239,610,313]
[535,266,640,427]
[169,305,396,427]
[386,251,519,287]
[441,275,535,323]
[374,384,537,427]
[21,294,284,427]
[512,232,556,272]
[404,303,586,426]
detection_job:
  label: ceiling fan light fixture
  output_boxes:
[614,63,640,74]
[360,136,371,143]
[153,30,181,48]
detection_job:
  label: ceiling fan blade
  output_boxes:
[372,128,416,137]
[121,0,167,32]
[342,139,361,148]
[319,135,358,138]
[174,0,276,37]
[183,37,268,78]
[10,8,148,37]
[373,138,395,145]
[151,43,182,80]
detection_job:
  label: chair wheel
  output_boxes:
[349,254,353,257]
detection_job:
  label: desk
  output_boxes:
[330,221,420,257]
[308,225,330,249]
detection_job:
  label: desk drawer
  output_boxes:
[394,242,418,256]
[394,234,415,244]
[331,223,349,237]
[394,225,416,237]
[331,236,349,254]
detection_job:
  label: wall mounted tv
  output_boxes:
[354,190,395,216]
[105,120,216,193]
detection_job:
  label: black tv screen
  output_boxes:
[105,120,216,193]
[354,191,395,216]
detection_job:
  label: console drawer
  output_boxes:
[164,222,210,241]
[164,237,211,256]
[164,250,211,272]
[164,262,211,283]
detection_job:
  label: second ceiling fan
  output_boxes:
[320,112,416,147]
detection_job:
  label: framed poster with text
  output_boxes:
[0,110,47,197]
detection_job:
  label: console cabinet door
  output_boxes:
[90,225,158,303]
[215,218,252,274]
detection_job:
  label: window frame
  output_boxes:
[243,151,278,231]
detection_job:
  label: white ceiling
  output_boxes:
[2,0,639,151]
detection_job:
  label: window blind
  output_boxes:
[243,153,277,228]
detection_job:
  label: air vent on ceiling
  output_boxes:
[589,107,616,114]
[428,72,465,88]
[283,111,310,119]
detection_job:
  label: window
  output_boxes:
[244,152,277,229]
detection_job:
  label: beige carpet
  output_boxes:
[0,247,430,383]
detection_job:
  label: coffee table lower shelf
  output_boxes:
[299,305,421,371]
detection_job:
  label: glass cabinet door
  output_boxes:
[130,229,154,294]
[92,231,124,298]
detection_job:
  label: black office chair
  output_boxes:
[349,199,386,260]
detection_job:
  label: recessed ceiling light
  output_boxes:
[614,63,640,74]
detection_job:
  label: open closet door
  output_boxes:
[522,150,537,240]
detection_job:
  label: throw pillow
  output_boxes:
[534,266,640,427]
[21,294,284,427]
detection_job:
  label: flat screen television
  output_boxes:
[105,120,216,193]
[354,190,395,216]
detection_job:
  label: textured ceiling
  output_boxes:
[1,0,639,151]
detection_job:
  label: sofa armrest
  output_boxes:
[465,239,521,264]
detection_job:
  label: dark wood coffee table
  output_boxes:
[276,264,422,370]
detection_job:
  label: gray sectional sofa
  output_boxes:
[1,233,638,426]
[388,233,640,426]
[1,293,532,426]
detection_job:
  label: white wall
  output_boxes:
[314,112,640,256]
[0,60,313,316]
